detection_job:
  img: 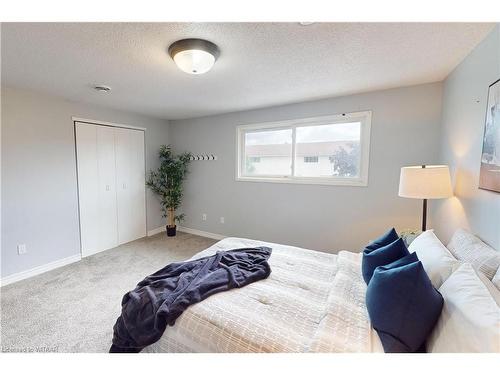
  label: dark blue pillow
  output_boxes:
[365,228,399,252]
[382,251,418,269]
[362,237,409,284]
[366,253,444,353]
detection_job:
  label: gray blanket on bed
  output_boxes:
[109,246,272,353]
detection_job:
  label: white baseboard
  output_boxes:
[147,226,165,236]
[148,225,225,241]
[177,226,226,240]
[1,226,224,287]
[1,254,82,287]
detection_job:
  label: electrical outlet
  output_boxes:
[17,244,27,255]
[220,217,225,224]
[202,213,207,221]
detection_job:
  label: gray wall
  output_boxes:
[432,25,500,251]
[170,83,443,252]
[1,86,170,277]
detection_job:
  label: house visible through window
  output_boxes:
[237,111,371,186]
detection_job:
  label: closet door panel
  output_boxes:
[128,129,146,240]
[115,128,146,244]
[96,126,119,251]
[75,123,100,256]
[115,127,133,244]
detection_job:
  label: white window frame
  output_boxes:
[236,111,372,186]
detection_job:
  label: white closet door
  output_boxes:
[76,123,118,256]
[76,122,146,256]
[75,123,101,255]
[96,125,119,251]
[115,127,146,245]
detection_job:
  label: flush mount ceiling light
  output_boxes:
[168,38,220,75]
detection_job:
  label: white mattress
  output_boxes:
[143,237,383,353]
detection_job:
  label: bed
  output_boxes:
[143,237,383,353]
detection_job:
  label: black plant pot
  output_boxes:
[166,225,177,237]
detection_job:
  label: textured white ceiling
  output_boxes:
[1,22,495,120]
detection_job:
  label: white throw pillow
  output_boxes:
[478,271,500,307]
[493,269,500,291]
[447,228,500,280]
[427,263,500,353]
[409,230,460,288]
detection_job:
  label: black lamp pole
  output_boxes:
[422,198,427,231]
[421,165,427,231]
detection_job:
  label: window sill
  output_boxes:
[235,176,368,187]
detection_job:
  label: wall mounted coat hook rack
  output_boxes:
[189,154,217,161]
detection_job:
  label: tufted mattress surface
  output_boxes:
[143,237,383,353]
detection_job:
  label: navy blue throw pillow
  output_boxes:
[362,237,409,284]
[382,251,418,269]
[366,254,444,353]
[365,228,399,252]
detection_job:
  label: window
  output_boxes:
[236,111,371,186]
[303,156,319,163]
[241,127,293,177]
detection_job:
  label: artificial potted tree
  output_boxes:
[146,145,192,237]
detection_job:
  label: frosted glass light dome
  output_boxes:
[168,39,220,75]
[173,49,216,75]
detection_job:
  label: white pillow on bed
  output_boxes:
[427,263,500,353]
[447,228,500,280]
[493,269,500,291]
[408,230,459,288]
[480,271,500,306]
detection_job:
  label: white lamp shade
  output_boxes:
[399,165,453,199]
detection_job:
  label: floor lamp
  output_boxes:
[398,165,453,231]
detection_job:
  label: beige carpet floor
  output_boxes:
[0,232,216,352]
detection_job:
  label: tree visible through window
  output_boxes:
[329,142,360,177]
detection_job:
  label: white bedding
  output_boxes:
[143,237,383,353]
